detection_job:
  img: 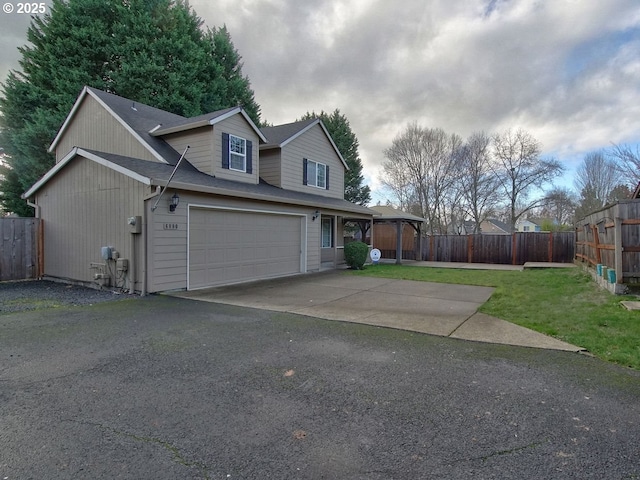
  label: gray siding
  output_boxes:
[163,127,214,174]
[258,149,282,187]
[212,115,260,183]
[55,95,158,163]
[280,124,345,199]
[36,155,146,290]
[146,193,321,292]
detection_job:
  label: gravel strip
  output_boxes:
[0,280,137,314]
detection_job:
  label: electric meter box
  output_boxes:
[101,246,112,260]
[116,258,129,272]
[128,216,142,234]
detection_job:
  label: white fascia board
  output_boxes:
[147,179,374,217]
[209,108,268,143]
[279,119,348,170]
[151,108,268,143]
[150,119,211,136]
[22,147,151,199]
[49,87,167,164]
[279,119,319,148]
[317,120,349,170]
[23,147,80,198]
[76,149,151,185]
[84,89,168,163]
[48,87,89,153]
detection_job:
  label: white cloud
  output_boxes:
[1,0,639,202]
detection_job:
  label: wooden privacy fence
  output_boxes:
[373,223,417,261]
[575,200,640,290]
[374,230,575,265]
[0,217,43,281]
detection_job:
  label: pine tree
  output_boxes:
[300,110,371,205]
[0,0,260,215]
[206,25,261,125]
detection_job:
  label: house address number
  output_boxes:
[163,223,179,230]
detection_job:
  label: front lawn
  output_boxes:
[348,264,640,370]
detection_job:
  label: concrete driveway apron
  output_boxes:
[171,271,582,352]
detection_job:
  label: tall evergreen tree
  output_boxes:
[300,110,371,205]
[0,0,260,216]
[206,25,261,125]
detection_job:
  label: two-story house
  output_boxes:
[22,87,375,293]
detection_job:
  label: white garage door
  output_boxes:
[188,208,303,289]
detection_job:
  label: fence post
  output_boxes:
[548,231,553,262]
[395,220,402,265]
[614,217,623,284]
[429,235,434,261]
[511,233,517,265]
[592,225,602,265]
[467,235,473,263]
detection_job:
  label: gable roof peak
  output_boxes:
[150,105,267,142]
[260,117,348,169]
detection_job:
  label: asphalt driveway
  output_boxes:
[1,294,639,479]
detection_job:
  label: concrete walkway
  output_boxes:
[171,269,583,353]
[384,259,578,271]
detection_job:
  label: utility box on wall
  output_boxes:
[101,246,112,260]
[128,216,142,234]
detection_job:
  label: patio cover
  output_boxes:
[371,205,427,264]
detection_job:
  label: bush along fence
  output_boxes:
[575,199,640,294]
[375,231,575,265]
[0,217,43,281]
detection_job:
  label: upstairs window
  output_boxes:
[303,159,329,189]
[222,132,252,174]
[229,135,246,171]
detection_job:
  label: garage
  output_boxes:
[188,207,305,289]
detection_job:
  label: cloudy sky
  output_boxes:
[1,0,639,203]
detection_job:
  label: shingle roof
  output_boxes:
[82,149,376,216]
[370,205,426,222]
[85,87,188,164]
[484,219,511,233]
[260,118,318,147]
[50,87,265,165]
[38,87,367,215]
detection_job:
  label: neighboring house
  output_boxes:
[23,86,375,293]
[515,219,541,232]
[479,219,511,234]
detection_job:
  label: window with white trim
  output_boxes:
[307,159,326,189]
[229,134,246,172]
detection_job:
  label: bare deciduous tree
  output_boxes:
[457,132,500,233]
[542,187,577,226]
[492,129,563,231]
[381,123,463,234]
[574,150,619,209]
[609,143,640,186]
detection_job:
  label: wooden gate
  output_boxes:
[0,217,43,281]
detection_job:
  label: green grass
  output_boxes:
[348,264,640,370]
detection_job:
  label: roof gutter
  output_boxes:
[148,179,376,217]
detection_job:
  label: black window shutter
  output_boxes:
[222,132,230,169]
[303,158,308,185]
[325,165,330,190]
[246,140,253,174]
